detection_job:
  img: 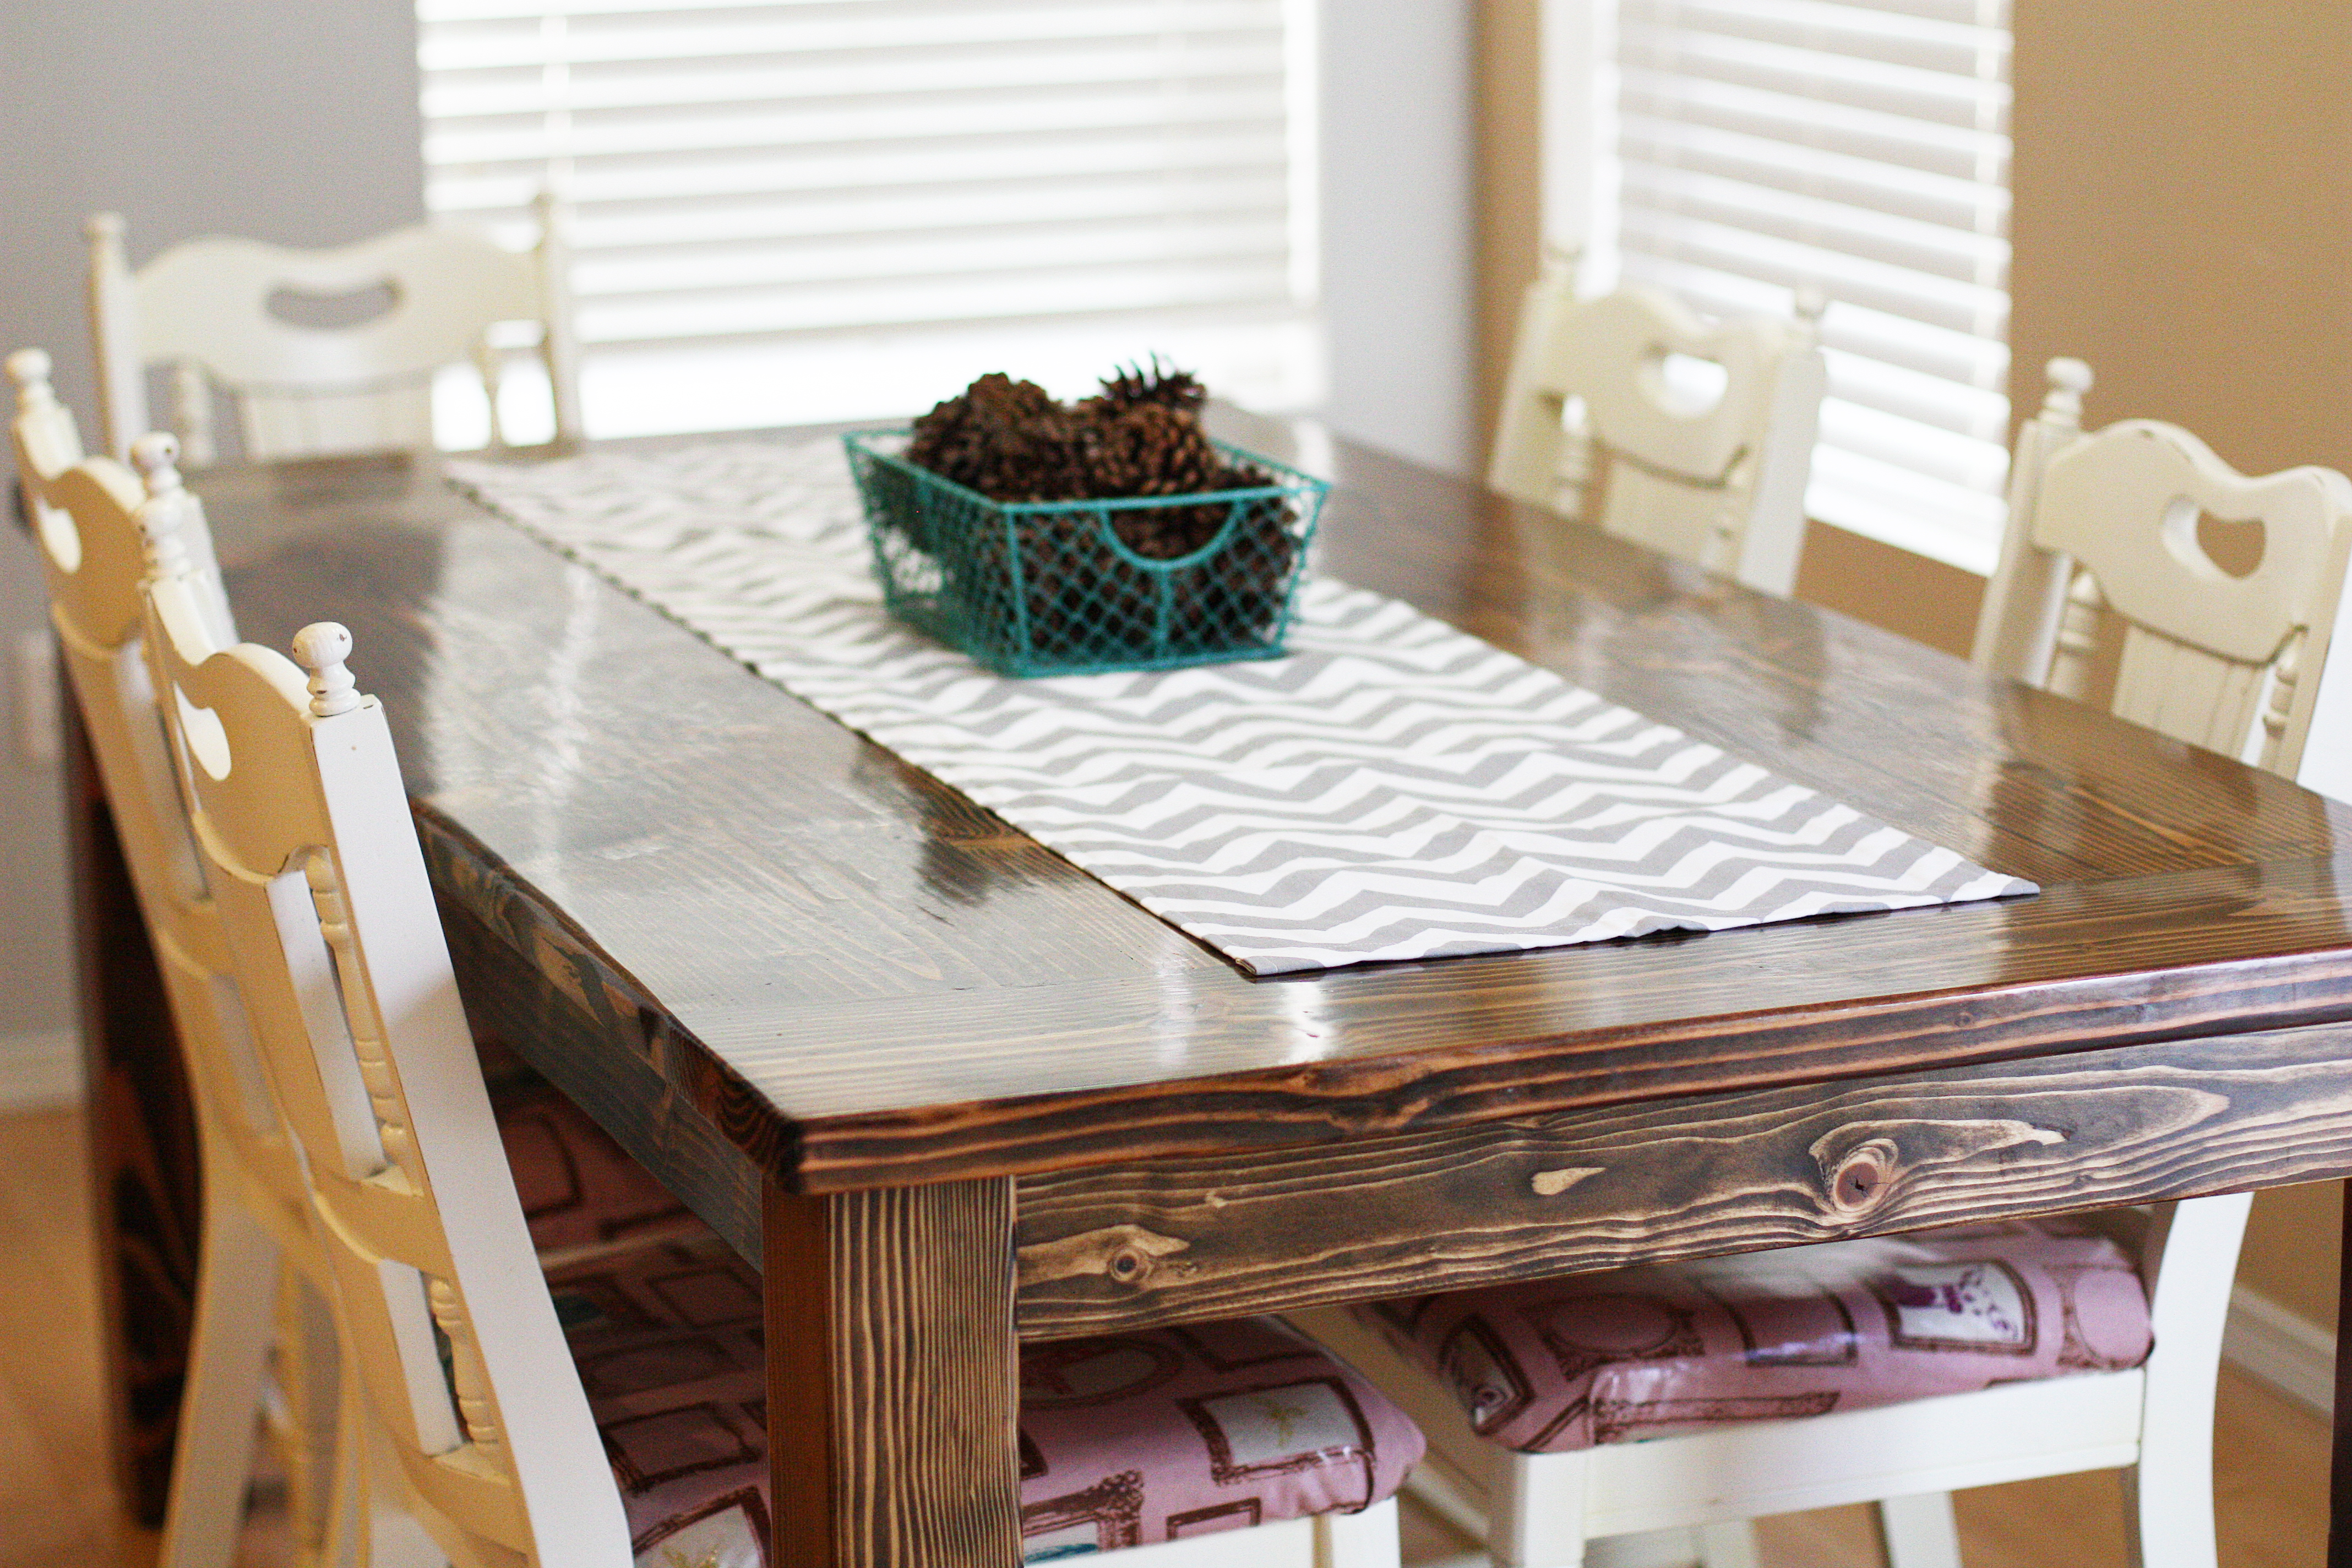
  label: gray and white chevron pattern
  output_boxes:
[448,442,2033,974]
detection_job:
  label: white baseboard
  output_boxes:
[2224,1284,2334,1417]
[0,1029,80,1114]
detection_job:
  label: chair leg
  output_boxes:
[274,1271,342,1564]
[1498,1449,1589,1568]
[350,1412,453,1568]
[367,1507,450,1568]
[159,1193,280,1568]
[1582,1522,1755,1568]
[2121,1453,2217,1568]
[320,1387,367,1568]
[1696,1520,1760,1568]
[2115,1193,2244,1568]
[1876,1491,1963,1568]
[1585,1528,1690,1568]
[1316,1498,1403,1567]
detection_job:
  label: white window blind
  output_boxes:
[1607,0,2012,573]
[416,0,1323,438]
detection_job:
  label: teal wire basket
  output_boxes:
[843,428,1327,678]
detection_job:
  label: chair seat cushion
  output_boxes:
[1355,1219,2152,1455]
[549,1237,771,1568]
[544,1243,1424,1566]
[1017,1316,1424,1559]
[492,1082,696,1255]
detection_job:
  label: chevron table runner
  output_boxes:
[447,442,2033,975]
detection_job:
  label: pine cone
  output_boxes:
[1088,404,1220,497]
[1085,355,1207,417]
[907,373,1091,500]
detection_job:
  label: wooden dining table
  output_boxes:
[67,407,2352,1565]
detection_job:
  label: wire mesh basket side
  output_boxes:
[845,429,1326,676]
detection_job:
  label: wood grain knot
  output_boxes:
[1016,1224,1191,1291]
[1808,1116,2068,1219]
[1531,1166,1603,1197]
[1828,1138,1899,1215]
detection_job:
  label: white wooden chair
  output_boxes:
[1974,358,2352,802]
[14,350,681,1566]
[1296,358,2352,1568]
[135,593,1415,1565]
[1489,251,1827,597]
[9,348,338,1568]
[1298,1198,2251,1568]
[140,587,624,1567]
[88,193,582,466]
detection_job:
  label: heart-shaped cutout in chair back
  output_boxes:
[265,278,403,333]
[33,488,81,574]
[173,682,234,782]
[1550,289,1774,481]
[2177,505,2267,580]
[1645,350,1732,420]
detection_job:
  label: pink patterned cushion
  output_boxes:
[493,1084,696,1254]
[1018,1317,1424,1559]
[543,1241,1424,1566]
[1355,1219,2152,1454]
[548,1238,771,1568]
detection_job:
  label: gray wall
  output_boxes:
[1321,0,1480,476]
[0,0,426,1040]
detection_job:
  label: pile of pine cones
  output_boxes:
[892,360,1302,662]
[906,360,1270,549]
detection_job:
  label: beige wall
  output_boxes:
[1476,0,2352,1319]
[1475,0,1545,454]
[2010,0,2352,480]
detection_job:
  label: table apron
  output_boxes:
[1012,1020,2352,1340]
[439,893,766,1261]
[449,863,2352,1338]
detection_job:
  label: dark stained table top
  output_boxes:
[195,410,2352,1191]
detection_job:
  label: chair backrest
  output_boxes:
[89,192,582,467]
[7,349,308,1241]
[139,582,630,1567]
[1974,358,2352,801]
[1489,253,1827,597]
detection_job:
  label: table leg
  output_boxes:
[766,1175,1022,1566]
[64,693,202,1527]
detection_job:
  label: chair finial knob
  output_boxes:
[5,348,55,411]
[2044,358,2094,426]
[1793,285,1828,324]
[129,432,198,577]
[292,623,361,716]
[86,211,125,243]
[131,431,184,496]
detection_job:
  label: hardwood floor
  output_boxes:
[0,1107,121,1568]
[0,1106,2328,1566]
